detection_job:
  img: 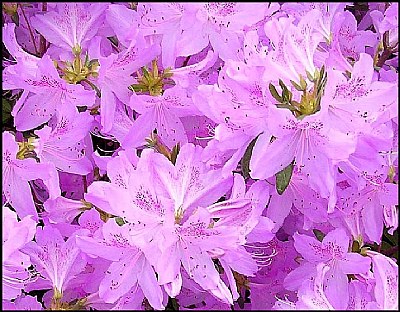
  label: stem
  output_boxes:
[18,3,39,56]
[376,48,393,68]
[376,31,394,68]
[39,2,47,56]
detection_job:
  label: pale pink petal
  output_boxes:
[368,251,398,310]
[250,132,297,180]
[321,228,350,259]
[75,236,123,262]
[101,86,117,133]
[293,232,331,263]
[137,257,165,310]
[122,111,156,149]
[14,92,57,131]
[323,264,349,310]
[339,253,371,275]
[99,252,141,303]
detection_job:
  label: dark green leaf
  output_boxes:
[77,106,87,112]
[384,228,398,245]
[142,66,150,81]
[3,98,12,112]
[313,68,320,81]
[299,75,307,90]
[278,79,286,90]
[313,229,326,242]
[319,65,325,79]
[275,160,294,195]
[107,36,119,47]
[2,98,13,123]
[306,70,314,82]
[287,89,293,102]
[115,217,125,226]
[276,103,298,112]
[351,240,360,252]
[84,52,89,66]
[279,79,291,102]
[269,83,282,102]
[88,59,99,68]
[129,84,146,93]
[290,79,303,92]
[11,12,19,26]
[381,241,392,251]
[170,143,180,165]
[166,297,180,310]
[241,135,260,179]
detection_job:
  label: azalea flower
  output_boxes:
[286,228,371,309]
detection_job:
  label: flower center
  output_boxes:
[56,50,99,85]
[269,66,327,119]
[129,59,173,96]
[16,137,38,160]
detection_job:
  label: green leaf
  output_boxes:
[129,84,146,93]
[313,229,326,242]
[275,160,294,195]
[165,297,179,311]
[163,68,174,78]
[313,68,320,81]
[115,217,125,226]
[380,241,392,251]
[241,135,260,179]
[276,103,299,112]
[269,83,282,102]
[287,89,293,102]
[152,59,159,78]
[278,79,286,91]
[3,98,12,113]
[107,36,119,47]
[2,98,13,123]
[142,66,151,82]
[11,12,19,26]
[169,143,180,165]
[88,59,99,68]
[384,228,398,245]
[319,65,325,78]
[299,75,307,90]
[83,52,89,67]
[306,70,314,82]
[77,106,87,112]
[351,239,360,252]
[290,79,303,92]
[279,79,291,102]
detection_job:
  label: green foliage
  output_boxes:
[2,98,12,124]
[275,160,295,195]
[269,66,327,119]
[241,135,259,179]
[129,59,173,96]
[115,217,126,226]
[313,229,326,242]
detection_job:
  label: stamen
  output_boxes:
[245,243,278,267]
[194,135,215,140]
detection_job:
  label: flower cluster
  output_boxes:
[2,2,398,310]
